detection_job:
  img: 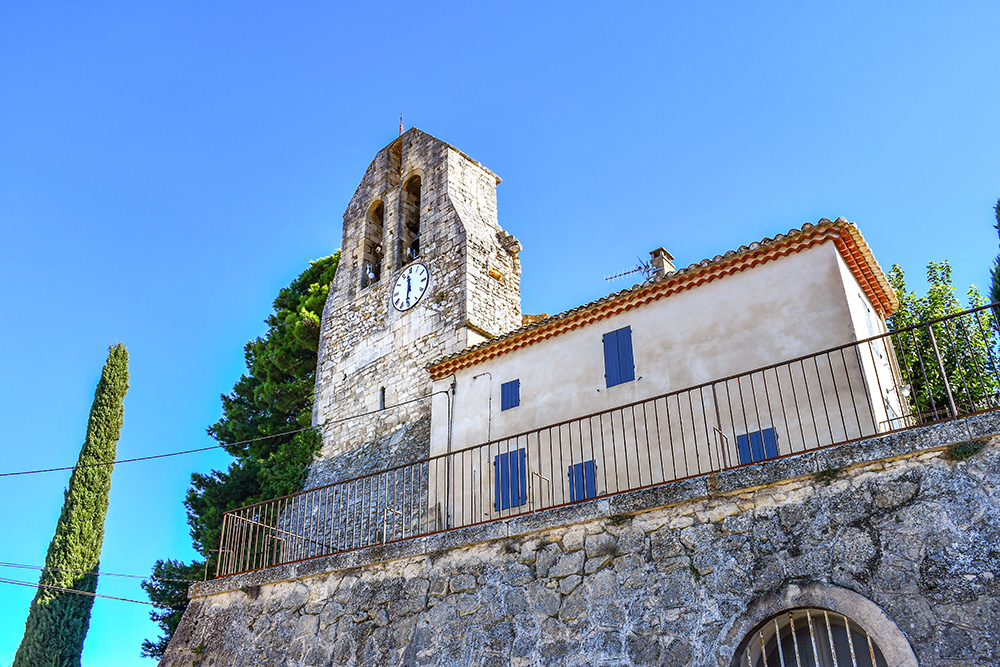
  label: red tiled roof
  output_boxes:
[429,218,897,380]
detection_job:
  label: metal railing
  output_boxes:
[215,304,1000,578]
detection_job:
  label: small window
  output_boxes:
[568,460,597,502]
[736,427,778,465]
[379,387,386,411]
[494,448,527,511]
[500,379,520,411]
[603,326,636,388]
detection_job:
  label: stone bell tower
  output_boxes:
[309,128,522,486]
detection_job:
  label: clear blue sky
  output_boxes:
[1,2,998,665]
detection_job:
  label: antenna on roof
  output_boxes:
[605,257,660,282]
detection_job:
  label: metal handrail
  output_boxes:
[214,303,1000,578]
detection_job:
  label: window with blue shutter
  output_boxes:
[494,448,527,511]
[736,427,779,465]
[603,326,636,388]
[568,460,597,502]
[500,379,520,411]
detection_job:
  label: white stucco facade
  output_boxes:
[425,220,899,527]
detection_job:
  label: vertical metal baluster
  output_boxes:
[812,356,835,446]
[841,613,858,667]
[865,629,877,666]
[907,327,937,420]
[927,324,959,418]
[806,610,821,667]
[663,396,677,480]
[972,310,1000,406]
[676,393,690,477]
[843,347,867,437]
[773,617,786,667]
[826,352,849,443]
[688,390,702,473]
[725,376,737,465]
[640,401,653,485]
[824,610,840,667]
[749,371,763,458]
[760,369,777,456]
[788,612,803,667]
[711,384,727,469]
[799,360,822,449]
[942,315,976,410]
[786,364,806,452]
[603,412,617,494]
[698,387,713,473]
[759,627,769,666]
[772,364,792,456]
[735,375,750,464]
[859,341,882,433]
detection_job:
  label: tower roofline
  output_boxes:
[384,127,502,185]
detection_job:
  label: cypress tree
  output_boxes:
[990,198,1000,314]
[13,343,129,667]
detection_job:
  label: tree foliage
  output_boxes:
[14,344,129,667]
[887,261,999,421]
[142,254,338,659]
[139,559,204,659]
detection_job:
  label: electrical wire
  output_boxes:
[0,390,442,478]
[0,576,158,606]
[0,561,197,583]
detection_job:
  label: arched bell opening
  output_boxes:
[361,200,385,289]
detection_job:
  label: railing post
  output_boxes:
[927,324,959,418]
[214,515,228,578]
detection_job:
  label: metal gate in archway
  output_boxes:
[732,608,888,667]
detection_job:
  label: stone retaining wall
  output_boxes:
[161,414,1000,666]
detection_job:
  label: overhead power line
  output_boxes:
[0,576,158,606]
[0,561,197,584]
[0,390,444,478]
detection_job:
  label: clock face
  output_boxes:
[391,263,430,312]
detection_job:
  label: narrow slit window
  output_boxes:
[500,379,520,411]
[494,448,527,511]
[603,326,636,388]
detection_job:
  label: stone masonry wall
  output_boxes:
[163,414,1000,666]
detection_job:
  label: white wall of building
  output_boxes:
[424,239,900,528]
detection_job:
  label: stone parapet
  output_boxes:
[165,412,1000,666]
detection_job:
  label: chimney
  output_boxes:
[648,247,675,277]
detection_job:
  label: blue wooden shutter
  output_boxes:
[568,460,597,502]
[603,330,622,387]
[501,379,520,411]
[617,326,635,383]
[736,428,779,465]
[494,448,527,510]
[604,327,635,387]
[761,427,778,459]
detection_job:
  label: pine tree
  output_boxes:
[143,254,338,658]
[13,343,129,667]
